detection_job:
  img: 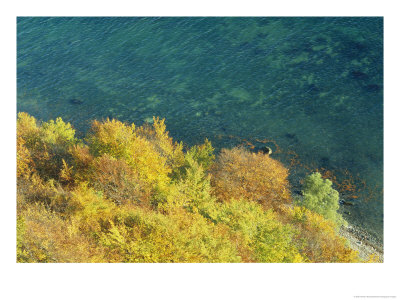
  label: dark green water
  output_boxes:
[17,17,383,241]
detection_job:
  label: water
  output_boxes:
[17,17,383,242]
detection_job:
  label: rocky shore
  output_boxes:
[339,224,383,262]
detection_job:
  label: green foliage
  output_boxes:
[99,208,240,262]
[186,138,215,171]
[215,199,304,262]
[158,154,217,218]
[298,172,345,228]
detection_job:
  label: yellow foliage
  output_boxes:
[17,172,71,215]
[17,112,39,142]
[136,117,185,172]
[17,113,77,180]
[99,207,240,263]
[281,206,360,262]
[60,159,74,185]
[40,117,76,146]
[215,199,304,263]
[364,254,381,263]
[69,183,116,234]
[87,118,171,190]
[17,202,105,263]
[17,136,33,178]
[69,144,94,182]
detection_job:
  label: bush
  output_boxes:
[185,138,215,171]
[89,155,151,206]
[298,172,345,228]
[136,117,185,172]
[211,147,291,208]
[17,136,33,178]
[17,113,77,180]
[17,202,105,263]
[281,206,359,262]
[157,155,217,218]
[215,199,304,262]
[86,118,171,190]
[99,208,241,263]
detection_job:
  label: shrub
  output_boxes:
[17,113,77,180]
[298,172,345,228]
[211,147,291,208]
[215,199,304,262]
[157,155,217,218]
[17,136,33,178]
[40,117,77,147]
[86,118,171,190]
[68,144,94,183]
[281,206,359,262]
[89,154,151,206]
[17,172,71,215]
[17,202,105,263]
[185,138,215,171]
[69,183,117,234]
[99,208,240,263]
[136,117,185,172]
[16,112,39,144]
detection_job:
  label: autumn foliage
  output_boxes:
[16,113,366,263]
[211,147,291,208]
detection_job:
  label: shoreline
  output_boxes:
[339,223,383,262]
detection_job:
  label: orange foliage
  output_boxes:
[211,147,291,208]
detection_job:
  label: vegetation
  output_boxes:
[296,172,345,228]
[211,147,291,209]
[17,113,364,263]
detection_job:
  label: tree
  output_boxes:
[211,147,291,208]
[299,172,345,228]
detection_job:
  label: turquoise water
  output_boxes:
[17,17,383,241]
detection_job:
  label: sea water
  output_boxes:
[17,17,383,242]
